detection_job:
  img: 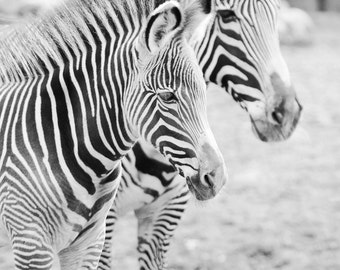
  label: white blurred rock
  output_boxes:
[0,0,61,20]
[278,0,314,45]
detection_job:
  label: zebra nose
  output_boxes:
[201,161,227,190]
[188,162,226,201]
[269,99,285,126]
[202,171,215,189]
[271,109,284,125]
[189,133,227,200]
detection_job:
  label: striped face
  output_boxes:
[125,2,226,200]
[193,0,302,142]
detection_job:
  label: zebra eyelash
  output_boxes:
[157,89,178,103]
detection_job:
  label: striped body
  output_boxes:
[0,0,227,269]
[101,0,303,269]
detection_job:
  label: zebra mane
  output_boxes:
[0,0,205,82]
[0,0,154,81]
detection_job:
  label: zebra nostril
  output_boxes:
[203,172,215,189]
[272,110,284,125]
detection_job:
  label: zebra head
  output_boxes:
[192,0,302,142]
[126,1,227,200]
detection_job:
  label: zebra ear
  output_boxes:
[142,1,183,53]
[181,0,215,40]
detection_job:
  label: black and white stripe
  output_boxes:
[0,0,221,269]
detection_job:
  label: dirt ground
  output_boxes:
[111,12,340,270]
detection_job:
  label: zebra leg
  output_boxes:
[135,177,190,270]
[98,180,152,270]
[97,208,118,270]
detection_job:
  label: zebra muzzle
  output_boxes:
[185,138,227,200]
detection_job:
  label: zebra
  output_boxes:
[99,0,303,269]
[0,0,227,269]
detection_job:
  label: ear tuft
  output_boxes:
[143,1,183,53]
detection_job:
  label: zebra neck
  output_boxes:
[190,12,263,97]
[0,0,150,178]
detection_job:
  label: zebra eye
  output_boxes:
[158,91,177,103]
[218,9,237,23]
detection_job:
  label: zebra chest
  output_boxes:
[56,171,121,249]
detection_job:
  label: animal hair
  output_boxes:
[0,0,206,82]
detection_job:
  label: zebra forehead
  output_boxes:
[143,64,201,92]
[142,38,202,88]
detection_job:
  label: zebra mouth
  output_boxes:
[186,176,208,201]
[249,116,286,142]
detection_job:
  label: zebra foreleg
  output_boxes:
[97,208,118,270]
[135,180,190,270]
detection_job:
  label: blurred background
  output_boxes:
[0,0,339,269]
